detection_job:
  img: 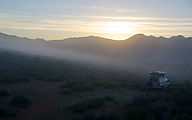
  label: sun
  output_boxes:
[96,22,137,34]
[92,21,137,40]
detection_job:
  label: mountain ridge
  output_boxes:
[0,32,191,42]
[0,32,192,65]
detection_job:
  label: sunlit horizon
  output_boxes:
[0,0,191,40]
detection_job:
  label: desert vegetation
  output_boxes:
[0,50,192,120]
[0,107,16,118]
[10,96,32,108]
[68,96,116,113]
[0,89,9,97]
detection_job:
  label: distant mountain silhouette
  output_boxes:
[0,32,46,52]
[0,32,192,64]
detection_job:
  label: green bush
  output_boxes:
[123,108,153,120]
[129,95,150,108]
[10,96,32,108]
[76,111,117,120]
[60,81,92,95]
[173,114,192,120]
[68,96,115,113]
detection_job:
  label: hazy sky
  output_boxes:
[0,0,192,40]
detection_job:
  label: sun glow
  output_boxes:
[93,21,137,40]
[95,22,137,34]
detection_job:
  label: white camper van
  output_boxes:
[147,71,170,88]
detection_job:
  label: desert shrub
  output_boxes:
[98,80,127,89]
[127,94,170,120]
[123,108,153,120]
[170,85,192,109]
[68,96,115,113]
[61,87,74,94]
[0,108,16,118]
[184,81,192,89]
[129,82,146,91]
[10,96,32,108]
[124,82,192,120]
[76,111,117,120]
[168,89,192,118]
[60,81,92,95]
[128,95,151,108]
[175,95,192,108]
[0,89,9,97]
[172,114,192,120]
[149,106,167,120]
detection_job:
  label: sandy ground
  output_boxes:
[0,81,63,120]
[0,81,141,120]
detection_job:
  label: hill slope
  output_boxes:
[0,32,192,65]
